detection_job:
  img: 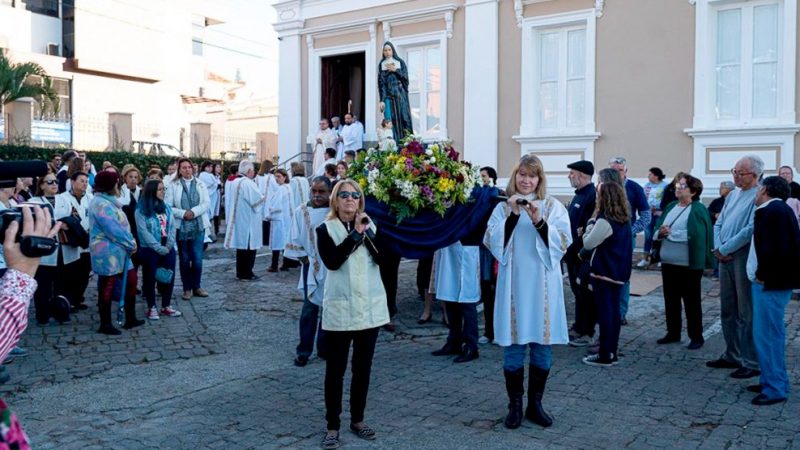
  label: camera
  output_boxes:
[361,217,370,225]
[0,160,58,257]
[515,199,529,206]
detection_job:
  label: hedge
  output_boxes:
[0,144,226,172]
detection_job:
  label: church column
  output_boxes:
[273,1,304,166]
[463,0,499,169]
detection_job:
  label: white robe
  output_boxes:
[313,128,338,175]
[223,177,265,250]
[198,171,220,220]
[314,158,338,178]
[484,196,572,347]
[224,176,238,223]
[434,242,481,303]
[285,205,328,305]
[268,184,292,251]
[341,121,364,153]
[289,177,310,213]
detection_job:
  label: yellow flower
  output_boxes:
[358,178,367,189]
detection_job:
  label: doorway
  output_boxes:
[320,52,365,122]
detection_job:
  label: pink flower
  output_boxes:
[406,140,424,155]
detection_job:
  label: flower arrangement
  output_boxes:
[349,136,480,221]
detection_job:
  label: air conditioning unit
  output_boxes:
[46,42,59,56]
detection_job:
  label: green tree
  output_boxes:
[0,49,60,115]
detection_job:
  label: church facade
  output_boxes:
[272,0,798,195]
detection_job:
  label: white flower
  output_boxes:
[429,157,436,164]
[425,148,433,156]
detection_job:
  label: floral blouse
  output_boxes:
[88,193,136,276]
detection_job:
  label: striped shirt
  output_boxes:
[0,270,36,362]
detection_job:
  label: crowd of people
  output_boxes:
[1,142,799,448]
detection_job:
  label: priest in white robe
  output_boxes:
[430,241,481,363]
[313,119,338,175]
[314,147,338,178]
[267,168,293,272]
[483,154,571,430]
[286,176,332,367]
[339,113,364,157]
[224,160,265,280]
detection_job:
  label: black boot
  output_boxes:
[503,368,524,429]
[97,302,121,335]
[526,365,553,427]
[122,297,145,329]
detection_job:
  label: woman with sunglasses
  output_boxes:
[315,180,389,449]
[30,174,70,324]
[136,179,182,320]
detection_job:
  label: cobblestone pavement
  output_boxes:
[4,243,800,449]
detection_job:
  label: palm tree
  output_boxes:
[0,49,60,116]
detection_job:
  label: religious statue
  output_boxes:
[378,41,413,142]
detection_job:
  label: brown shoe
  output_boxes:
[193,288,209,297]
[182,290,192,301]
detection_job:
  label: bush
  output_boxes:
[0,144,217,171]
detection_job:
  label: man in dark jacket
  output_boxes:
[565,160,596,346]
[746,176,800,406]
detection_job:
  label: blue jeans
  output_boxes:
[177,234,205,291]
[503,343,552,371]
[139,246,176,309]
[752,283,791,400]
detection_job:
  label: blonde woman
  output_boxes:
[484,154,572,429]
[315,180,389,449]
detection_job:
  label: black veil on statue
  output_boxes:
[378,41,414,142]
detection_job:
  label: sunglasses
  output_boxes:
[44,180,58,185]
[337,191,362,199]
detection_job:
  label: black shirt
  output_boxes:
[707,196,726,225]
[316,219,381,270]
[790,181,800,200]
[566,183,596,257]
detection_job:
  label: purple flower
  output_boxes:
[421,185,434,199]
[406,140,424,155]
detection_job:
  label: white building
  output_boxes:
[0,0,276,158]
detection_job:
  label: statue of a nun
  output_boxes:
[378,42,414,142]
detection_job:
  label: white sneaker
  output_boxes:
[147,307,160,320]
[478,336,490,345]
[636,259,649,268]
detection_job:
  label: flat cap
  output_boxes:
[567,160,594,176]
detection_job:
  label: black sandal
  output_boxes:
[350,424,376,440]
[321,432,340,449]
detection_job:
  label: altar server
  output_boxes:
[224,160,266,280]
[314,119,338,175]
[286,176,332,367]
[430,241,481,363]
[484,154,572,430]
[267,168,293,272]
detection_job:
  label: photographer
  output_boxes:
[1,204,61,447]
[315,180,389,449]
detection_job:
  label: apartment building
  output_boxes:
[272,0,797,195]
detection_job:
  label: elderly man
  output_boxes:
[286,176,332,367]
[778,165,800,199]
[224,160,266,281]
[746,176,800,405]
[707,155,762,379]
[565,160,597,346]
[313,118,338,176]
[608,157,651,325]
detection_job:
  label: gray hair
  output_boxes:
[598,168,623,185]
[608,156,627,167]
[740,154,765,176]
[238,159,254,174]
[720,181,735,190]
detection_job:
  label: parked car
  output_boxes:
[132,141,184,158]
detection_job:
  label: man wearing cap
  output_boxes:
[565,161,596,346]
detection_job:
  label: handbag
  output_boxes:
[155,267,174,284]
[650,204,690,264]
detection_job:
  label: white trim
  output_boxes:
[277,33,303,166]
[301,4,458,39]
[691,0,797,129]
[307,40,378,144]
[390,31,450,142]
[519,9,597,138]
[292,0,406,20]
[513,134,599,196]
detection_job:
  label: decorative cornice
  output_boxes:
[302,3,458,40]
[306,35,314,49]
[382,21,391,42]
[514,0,524,28]
[595,0,605,17]
[369,23,376,41]
[444,11,454,39]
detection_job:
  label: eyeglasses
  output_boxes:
[337,191,362,199]
[731,169,754,177]
[44,180,58,185]
[675,183,687,189]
